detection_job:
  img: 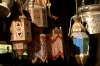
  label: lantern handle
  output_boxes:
[68,15,75,36]
[68,0,79,36]
[23,0,29,9]
[82,0,85,6]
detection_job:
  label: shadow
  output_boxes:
[88,33,100,66]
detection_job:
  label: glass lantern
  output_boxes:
[70,15,89,66]
[46,27,64,60]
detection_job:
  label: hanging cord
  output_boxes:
[68,16,75,36]
[15,0,30,17]
[75,0,78,16]
[23,0,29,8]
[54,0,61,28]
[47,0,51,16]
[14,0,25,17]
[82,0,85,6]
[68,0,78,36]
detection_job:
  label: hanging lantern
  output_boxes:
[27,0,48,27]
[31,33,48,63]
[46,27,64,60]
[10,1,32,59]
[27,33,40,64]
[70,15,89,66]
[10,16,32,58]
[78,4,100,34]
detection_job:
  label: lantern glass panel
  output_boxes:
[83,38,89,54]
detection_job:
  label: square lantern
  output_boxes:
[10,17,32,42]
[28,1,48,27]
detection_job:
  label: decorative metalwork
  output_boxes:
[27,0,48,27]
[10,0,32,59]
[70,15,89,66]
[10,17,32,42]
[78,4,100,34]
[27,33,47,64]
[46,27,64,60]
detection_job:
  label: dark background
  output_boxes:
[0,0,100,66]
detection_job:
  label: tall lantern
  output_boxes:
[46,27,64,60]
[10,1,32,59]
[32,33,47,63]
[10,16,32,59]
[70,15,89,66]
[27,0,48,27]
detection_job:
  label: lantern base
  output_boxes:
[14,49,25,58]
[75,54,89,66]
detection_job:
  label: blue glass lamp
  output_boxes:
[70,15,89,66]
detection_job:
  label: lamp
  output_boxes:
[10,1,32,59]
[46,27,64,60]
[78,4,100,34]
[70,15,89,66]
[10,17,32,59]
[27,0,48,27]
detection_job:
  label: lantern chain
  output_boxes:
[82,0,85,6]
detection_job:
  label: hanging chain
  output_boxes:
[75,0,78,15]
[82,0,85,6]
[47,0,51,16]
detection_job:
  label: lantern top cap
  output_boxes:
[40,34,46,37]
[71,15,86,33]
[73,15,81,21]
[34,1,42,8]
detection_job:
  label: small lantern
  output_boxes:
[70,15,89,66]
[46,27,64,60]
[27,0,48,27]
[9,0,32,59]
[78,4,100,34]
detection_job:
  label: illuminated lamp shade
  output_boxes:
[10,16,32,58]
[27,0,48,27]
[10,17,32,42]
[70,15,89,66]
[46,27,64,60]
